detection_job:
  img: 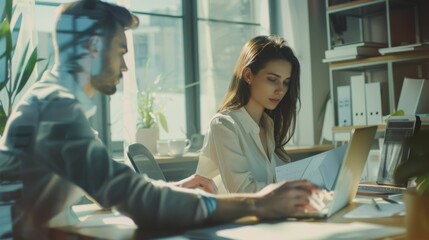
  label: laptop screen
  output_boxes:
[327,126,377,217]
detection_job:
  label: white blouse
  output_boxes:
[196,107,279,194]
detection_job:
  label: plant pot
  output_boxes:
[404,188,429,239]
[135,127,159,154]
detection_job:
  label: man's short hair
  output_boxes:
[53,0,139,54]
[60,0,139,30]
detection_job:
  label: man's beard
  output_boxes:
[91,76,117,95]
[96,83,116,95]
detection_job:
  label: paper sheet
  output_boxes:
[76,213,136,227]
[187,222,405,240]
[72,204,136,228]
[344,203,405,218]
[276,144,347,190]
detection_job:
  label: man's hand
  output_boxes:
[208,180,325,224]
[174,174,218,194]
[255,180,326,218]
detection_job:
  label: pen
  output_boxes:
[382,197,400,204]
[372,198,382,211]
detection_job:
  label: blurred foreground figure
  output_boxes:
[0,1,324,239]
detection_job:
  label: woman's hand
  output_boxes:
[174,174,218,194]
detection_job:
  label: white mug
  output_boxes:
[156,140,169,156]
[168,139,191,157]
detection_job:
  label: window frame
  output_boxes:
[34,0,273,156]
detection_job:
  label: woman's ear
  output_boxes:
[243,67,252,84]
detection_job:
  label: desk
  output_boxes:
[155,152,199,181]
[49,198,405,240]
[332,125,386,146]
[155,145,334,180]
[286,144,334,162]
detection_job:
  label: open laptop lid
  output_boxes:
[326,125,377,217]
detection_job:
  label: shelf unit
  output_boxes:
[324,0,429,142]
[326,0,420,48]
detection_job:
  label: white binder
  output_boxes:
[351,74,367,126]
[337,85,352,126]
[365,82,383,125]
[397,77,429,115]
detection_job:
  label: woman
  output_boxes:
[196,35,300,193]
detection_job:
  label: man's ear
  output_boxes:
[87,36,102,56]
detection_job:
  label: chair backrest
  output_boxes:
[126,143,166,181]
[0,181,22,239]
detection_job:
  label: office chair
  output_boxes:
[0,181,22,239]
[126,143,166,181]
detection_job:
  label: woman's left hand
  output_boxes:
[174,174,218,194]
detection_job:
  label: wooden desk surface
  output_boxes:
[49,199,405,240]
[154,151,199,164]
[285,144,333,154]
[154,144,334,164]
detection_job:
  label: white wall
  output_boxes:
[275,0,330,145]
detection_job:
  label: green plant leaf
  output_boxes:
[0,105,7,135]
[416,173,429,195]
[1,0,13,23]
[10,12,22,56]
[148,112,157,128]
[384,109,405,123]
[391,109,404,116]
[0,18,12,61]
[15,47,39,95]
[0,78,7,91]
[0,18,12,94]
[0,18,10,36]
[36,56,50,82]
[158,113,169,133]
[12,41,30,90]
[5,23,11,61]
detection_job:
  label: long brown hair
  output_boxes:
[218,35,301,162]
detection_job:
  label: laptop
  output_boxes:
[357,116,421,195]
[298,125,377,218]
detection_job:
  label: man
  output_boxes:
[0,0,324,239]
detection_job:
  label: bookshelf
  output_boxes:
[324,0,429,141]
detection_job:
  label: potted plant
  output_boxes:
[135,90,168,154]
[394,129,429,239]
[0,0,48,135]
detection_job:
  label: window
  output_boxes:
[197,0,269,132]
[127,0,186,140]
[33,0,270,154]
[121,0,269,149]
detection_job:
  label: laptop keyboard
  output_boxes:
[358,184,406,194]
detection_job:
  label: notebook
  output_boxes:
[296,126,377,218]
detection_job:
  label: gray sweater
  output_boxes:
[0,68,208,239]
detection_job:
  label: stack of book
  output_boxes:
[379,42,429,55]
[323,42,386,63]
